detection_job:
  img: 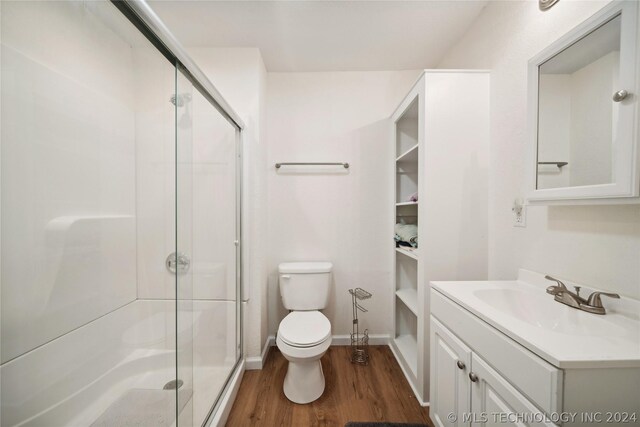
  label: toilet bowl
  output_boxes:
[276,261,333,404]
[277,310,332,404]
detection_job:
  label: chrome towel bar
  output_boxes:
[275,162,349,169]
[537,161,568,168]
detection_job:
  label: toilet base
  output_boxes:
[283,359,325,404]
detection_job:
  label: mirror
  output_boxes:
[528,1,639,203]
[537,15,621,190]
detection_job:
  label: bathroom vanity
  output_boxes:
[429,270,640,427]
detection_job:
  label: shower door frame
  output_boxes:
[113,1,245,129]
[111,1,245,425]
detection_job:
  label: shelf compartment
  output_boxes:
[394,334,417,377]
[396,204,418,223]
[395,295,418,378]
[396,288,418,315]
[396,144,419,163]
[395,247,418,260]
[396,159,418,204]
[395,97,419,157]
[395,295,418,377]
[396,251,418,293]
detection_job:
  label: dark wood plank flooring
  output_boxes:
[226,345,433,426]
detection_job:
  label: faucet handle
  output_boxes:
[586,291,620,308]
[574,286,581,297]
[545,275,567,294]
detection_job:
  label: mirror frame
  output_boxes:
[527,0,640,204]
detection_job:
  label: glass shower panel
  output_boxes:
[176,72,241,426]
[1,1,179,425]
[176,68,195,426]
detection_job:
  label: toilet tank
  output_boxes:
[279,262,332,310]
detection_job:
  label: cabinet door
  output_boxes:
[430,317,472,427]
[470,354,557,427]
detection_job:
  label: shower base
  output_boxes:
[2,300,236,427]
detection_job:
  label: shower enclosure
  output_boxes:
[0,1,243,425]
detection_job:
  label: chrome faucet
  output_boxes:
[545,275,620,315]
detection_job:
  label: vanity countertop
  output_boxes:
[430,270,640,369]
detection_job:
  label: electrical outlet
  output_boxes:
[512,198,527,228]
[514,206,526,227]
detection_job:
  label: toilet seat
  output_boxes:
[278,311,331,348]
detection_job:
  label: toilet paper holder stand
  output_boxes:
[348,287,372,365]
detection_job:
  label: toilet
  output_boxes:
[276,262,333,404]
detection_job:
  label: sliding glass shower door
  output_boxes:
[176,65,242,426]
[0,1,242,425]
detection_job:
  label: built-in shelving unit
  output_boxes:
[392,92,420,396]
[389,71,489,407]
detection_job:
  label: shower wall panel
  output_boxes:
[1,2,179,426]
[0,1,137,364]
[134,45,177,300]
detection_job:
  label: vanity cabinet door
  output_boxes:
[430,317,472,427]
[469,354,557,427]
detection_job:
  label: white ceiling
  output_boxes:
[148,1,488,72]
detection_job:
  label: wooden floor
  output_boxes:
[226,346,433,427]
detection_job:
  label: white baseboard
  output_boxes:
[330,334,390,346]
[245,334,390,370]
[245,335,275,370]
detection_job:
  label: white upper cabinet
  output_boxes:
[527,1,640,203]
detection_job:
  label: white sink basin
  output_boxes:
[431,270,640,368]
[472,288,629,337]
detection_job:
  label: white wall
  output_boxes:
[186,48,269,358]
[438,0,640,299]
[266,71,421,337]
[181,53,422,351]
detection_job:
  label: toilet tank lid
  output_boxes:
[279,262,333,274]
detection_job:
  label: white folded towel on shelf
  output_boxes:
[395,223,418,245]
